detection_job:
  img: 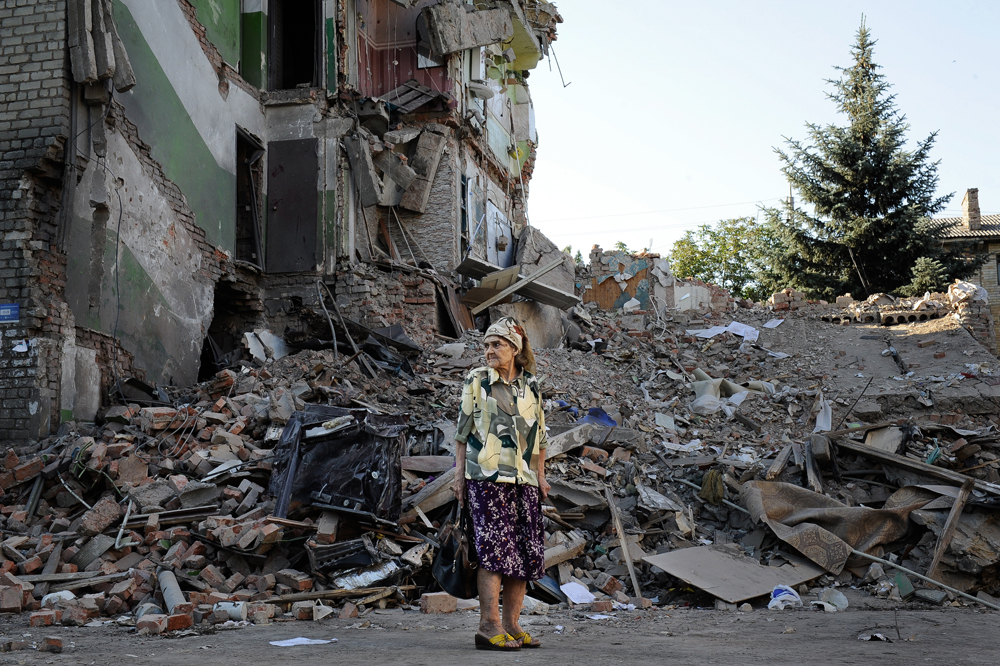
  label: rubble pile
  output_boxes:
[2,289,1000,634]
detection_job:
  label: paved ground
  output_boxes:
[1,595,997,666]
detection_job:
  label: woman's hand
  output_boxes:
[453,474,466,506]
[538,476,551,500]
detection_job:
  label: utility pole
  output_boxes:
[787,183,794,224]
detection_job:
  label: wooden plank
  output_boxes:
[32,539,62,598]
[19,570,100,583]
[834,438,1000,496]
[605,487,642,599]
[804,440,823,494]
[765,446,792,480]
[456,255,580,310]
[480,265,520,291]
[51,571,129,592]
[401,455,456,473]
[403,467,456,511]
[470,258,566,315]
[543,531,586,569]
[927,479,975,580]
[263,585,416,604]
[643,545,825,604]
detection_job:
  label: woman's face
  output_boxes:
[484,336,516,372]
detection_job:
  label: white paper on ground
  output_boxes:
[763,318,784,328]
[560,581,596,604]
[269,637,338,647]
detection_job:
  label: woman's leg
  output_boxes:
[478,568,519,647]
[500,575,527,636]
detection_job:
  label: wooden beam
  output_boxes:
[834,438,1000,496]
[401,455,456,473]
[927,479,975,581]
[605,486,642,600]
[765,446,792,480]
[470,257,565,315]
[51,571,130,592]
[543,531,586,569]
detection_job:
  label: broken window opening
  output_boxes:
[415,13,444,69]
[269,0,321,90]
[236,127,265,268]
[198,280,262,382]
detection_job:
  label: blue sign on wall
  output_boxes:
[0,304,20,323]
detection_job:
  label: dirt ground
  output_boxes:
[1,591,996,666]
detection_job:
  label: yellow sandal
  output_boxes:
[475,633,521,651]
[510,631,541,648]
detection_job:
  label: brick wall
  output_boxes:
[75,325,141,399]
[334,265,440,349]
[0,0,72,440]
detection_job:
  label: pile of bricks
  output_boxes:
[768,288,809,311]
[0,343,448,635]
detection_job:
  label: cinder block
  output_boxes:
[419,592,457,614]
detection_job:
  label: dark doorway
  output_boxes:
[269,0,320,89]
[236,127,265,267]
[266,138,319,273]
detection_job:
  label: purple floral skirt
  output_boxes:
[466,479,545,581]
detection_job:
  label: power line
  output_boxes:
[531,198,783,223]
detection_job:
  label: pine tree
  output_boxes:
[766,20,982,299]
[900,257,948,296]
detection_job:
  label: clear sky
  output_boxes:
[525,0,1000,260]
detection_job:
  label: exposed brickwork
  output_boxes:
[74,326,141,400]
[177,0,261,98]
[105,102,224,287]
[334,266,440,349]
[0,0,72,440]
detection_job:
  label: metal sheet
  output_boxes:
[266,138,318,273]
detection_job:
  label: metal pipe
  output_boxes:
[157,568,186,615]
[24,475,44,525]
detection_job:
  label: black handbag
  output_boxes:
[431,503,479,599]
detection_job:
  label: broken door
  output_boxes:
[266,138,318,273]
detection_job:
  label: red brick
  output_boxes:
[29,610,56,626]
[12,457,42,482]
[39,636,63,653]
[199,564,226,588]
[136,613,167,634]
[79,496,125,536]
[274,569,312,591]
[166,613,193,631]
[17,556,42,575]
[590,600,614,612]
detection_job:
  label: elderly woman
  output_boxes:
[454,316,550,651]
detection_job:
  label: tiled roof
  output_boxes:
[936,214,1000,239]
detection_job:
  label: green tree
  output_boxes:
[667,216,781,301]
[765,20,982,299]
[899,257,949,296]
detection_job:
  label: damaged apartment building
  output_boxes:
[0,0,572,443]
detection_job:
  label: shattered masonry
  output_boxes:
[0,0,564,443]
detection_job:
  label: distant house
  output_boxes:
[939,188,1000,341]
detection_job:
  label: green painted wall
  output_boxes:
[99,238,172,382]
[114,2,236,251]
[325,16,336,91]
[189,0,241,66]
[241,10,267,88]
